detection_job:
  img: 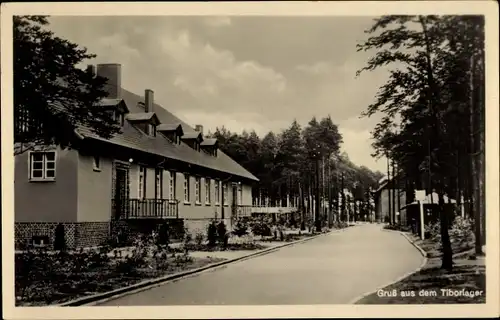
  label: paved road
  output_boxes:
[98,224,424,305]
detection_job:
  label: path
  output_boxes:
[98,224,424,305]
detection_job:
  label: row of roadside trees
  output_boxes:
[208,118,385,231]
[356,15,486,271]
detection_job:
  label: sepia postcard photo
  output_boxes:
[1,1,499,319]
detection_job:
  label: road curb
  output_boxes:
[348,230,429,305]
[59,227,351,307]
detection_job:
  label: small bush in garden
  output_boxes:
[425,221,441,241]
[216,221,228,249]
[251,219,272,237]
[194,232,204,245]
[157,223,170,246]
[184,228,193,244]
[232,219,249,237]
[53,223,66,251]
[449,216,475,250]
[207,221,217,247]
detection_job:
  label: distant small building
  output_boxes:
[373,175,406,223]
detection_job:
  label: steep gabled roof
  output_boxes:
[201,138,218,147]
[76,88,258,182]
[126,112,160,124]
[181,131,203,140]
[157,123,183,133]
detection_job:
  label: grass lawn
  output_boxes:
[357,234,486,304]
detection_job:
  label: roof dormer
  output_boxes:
[125,89,160,136]
[200,138,219,156]
[181,131,203,151]
[157,123,184,145]
[96,98,129,127]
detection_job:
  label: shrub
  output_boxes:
[53,223,66,251]
[232,219,249,237]
[156,223,170,246]
[250,219,272,237]
[184,228,193,244]
[216,221,228,249]
[194,231,204,245]
[207,221,217,247]
[449,216,475,249]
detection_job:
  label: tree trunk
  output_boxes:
[315,158,321,231]
[469,54,483,256]
[477,55,486,248]
[438,190,453,270]
[418,15,454,270]
[386,155,392,224]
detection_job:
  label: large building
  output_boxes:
[14,63,259,249]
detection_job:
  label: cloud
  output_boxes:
[45,16,389,172]
[295,61,333,75]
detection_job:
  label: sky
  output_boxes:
[47,15,390,173]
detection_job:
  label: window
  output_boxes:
[155,169,163,199]
[223,183,228,205]
[238,185,243,205]
[205,179,211,204]
[93,156,101,171]
[215,180,220,204]
[169,171,175,200]
[149,124,156,137]
[138,166,146,199]
[184,174,190,203]
[112,111,124,126]
[195,177,201,204]
[29,151,56,181]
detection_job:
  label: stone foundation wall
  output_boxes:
[15,222,77,249]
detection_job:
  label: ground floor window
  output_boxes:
[29,151,56,181]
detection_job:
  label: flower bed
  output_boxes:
[15,245,224,306]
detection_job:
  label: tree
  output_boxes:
[14,16,120,155]
[357,16,451,269]
[357,15,485,269]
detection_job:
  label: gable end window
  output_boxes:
[29,151,56,181]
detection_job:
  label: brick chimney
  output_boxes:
[96,63,122,99]
[195,125,203,135]
[145,89,154,113]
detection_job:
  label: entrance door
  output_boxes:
[232,185,238,218]
[113,164,130,220]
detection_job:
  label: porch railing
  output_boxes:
[235,205,253,217]
[112,198,179,219]
[250,206,297,214]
